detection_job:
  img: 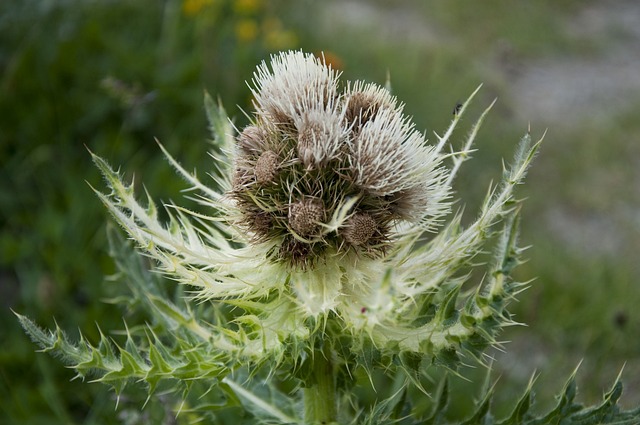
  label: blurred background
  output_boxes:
[1,0,639,423]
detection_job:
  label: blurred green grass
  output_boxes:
[2,0,639,423]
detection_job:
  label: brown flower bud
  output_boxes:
[238,125,267,154]
[254,150,280,184]
[288,198,325,236]
[345,92,379,128]
[342,213,377,246]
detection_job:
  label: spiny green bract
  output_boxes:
[79,82,538,376]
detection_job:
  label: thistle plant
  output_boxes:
[18,51,640,424]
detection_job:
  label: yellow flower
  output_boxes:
[235,19,259,43]
[262,18,297,50]
[233,0,261,14]
[264,29,297,51]
[182,0,214,16]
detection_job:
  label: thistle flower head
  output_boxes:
[91,50,541,374]
[233,51,450,267]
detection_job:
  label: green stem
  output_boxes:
[304,344,337,424]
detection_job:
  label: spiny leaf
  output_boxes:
[204,90,235,181]
[203,90,234,151]
[17,314,233,404]
[461,381,495,425]
[441,370,639,425]
[434,284,462,326]
[498,374,537,425]
[424,378,450,425]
